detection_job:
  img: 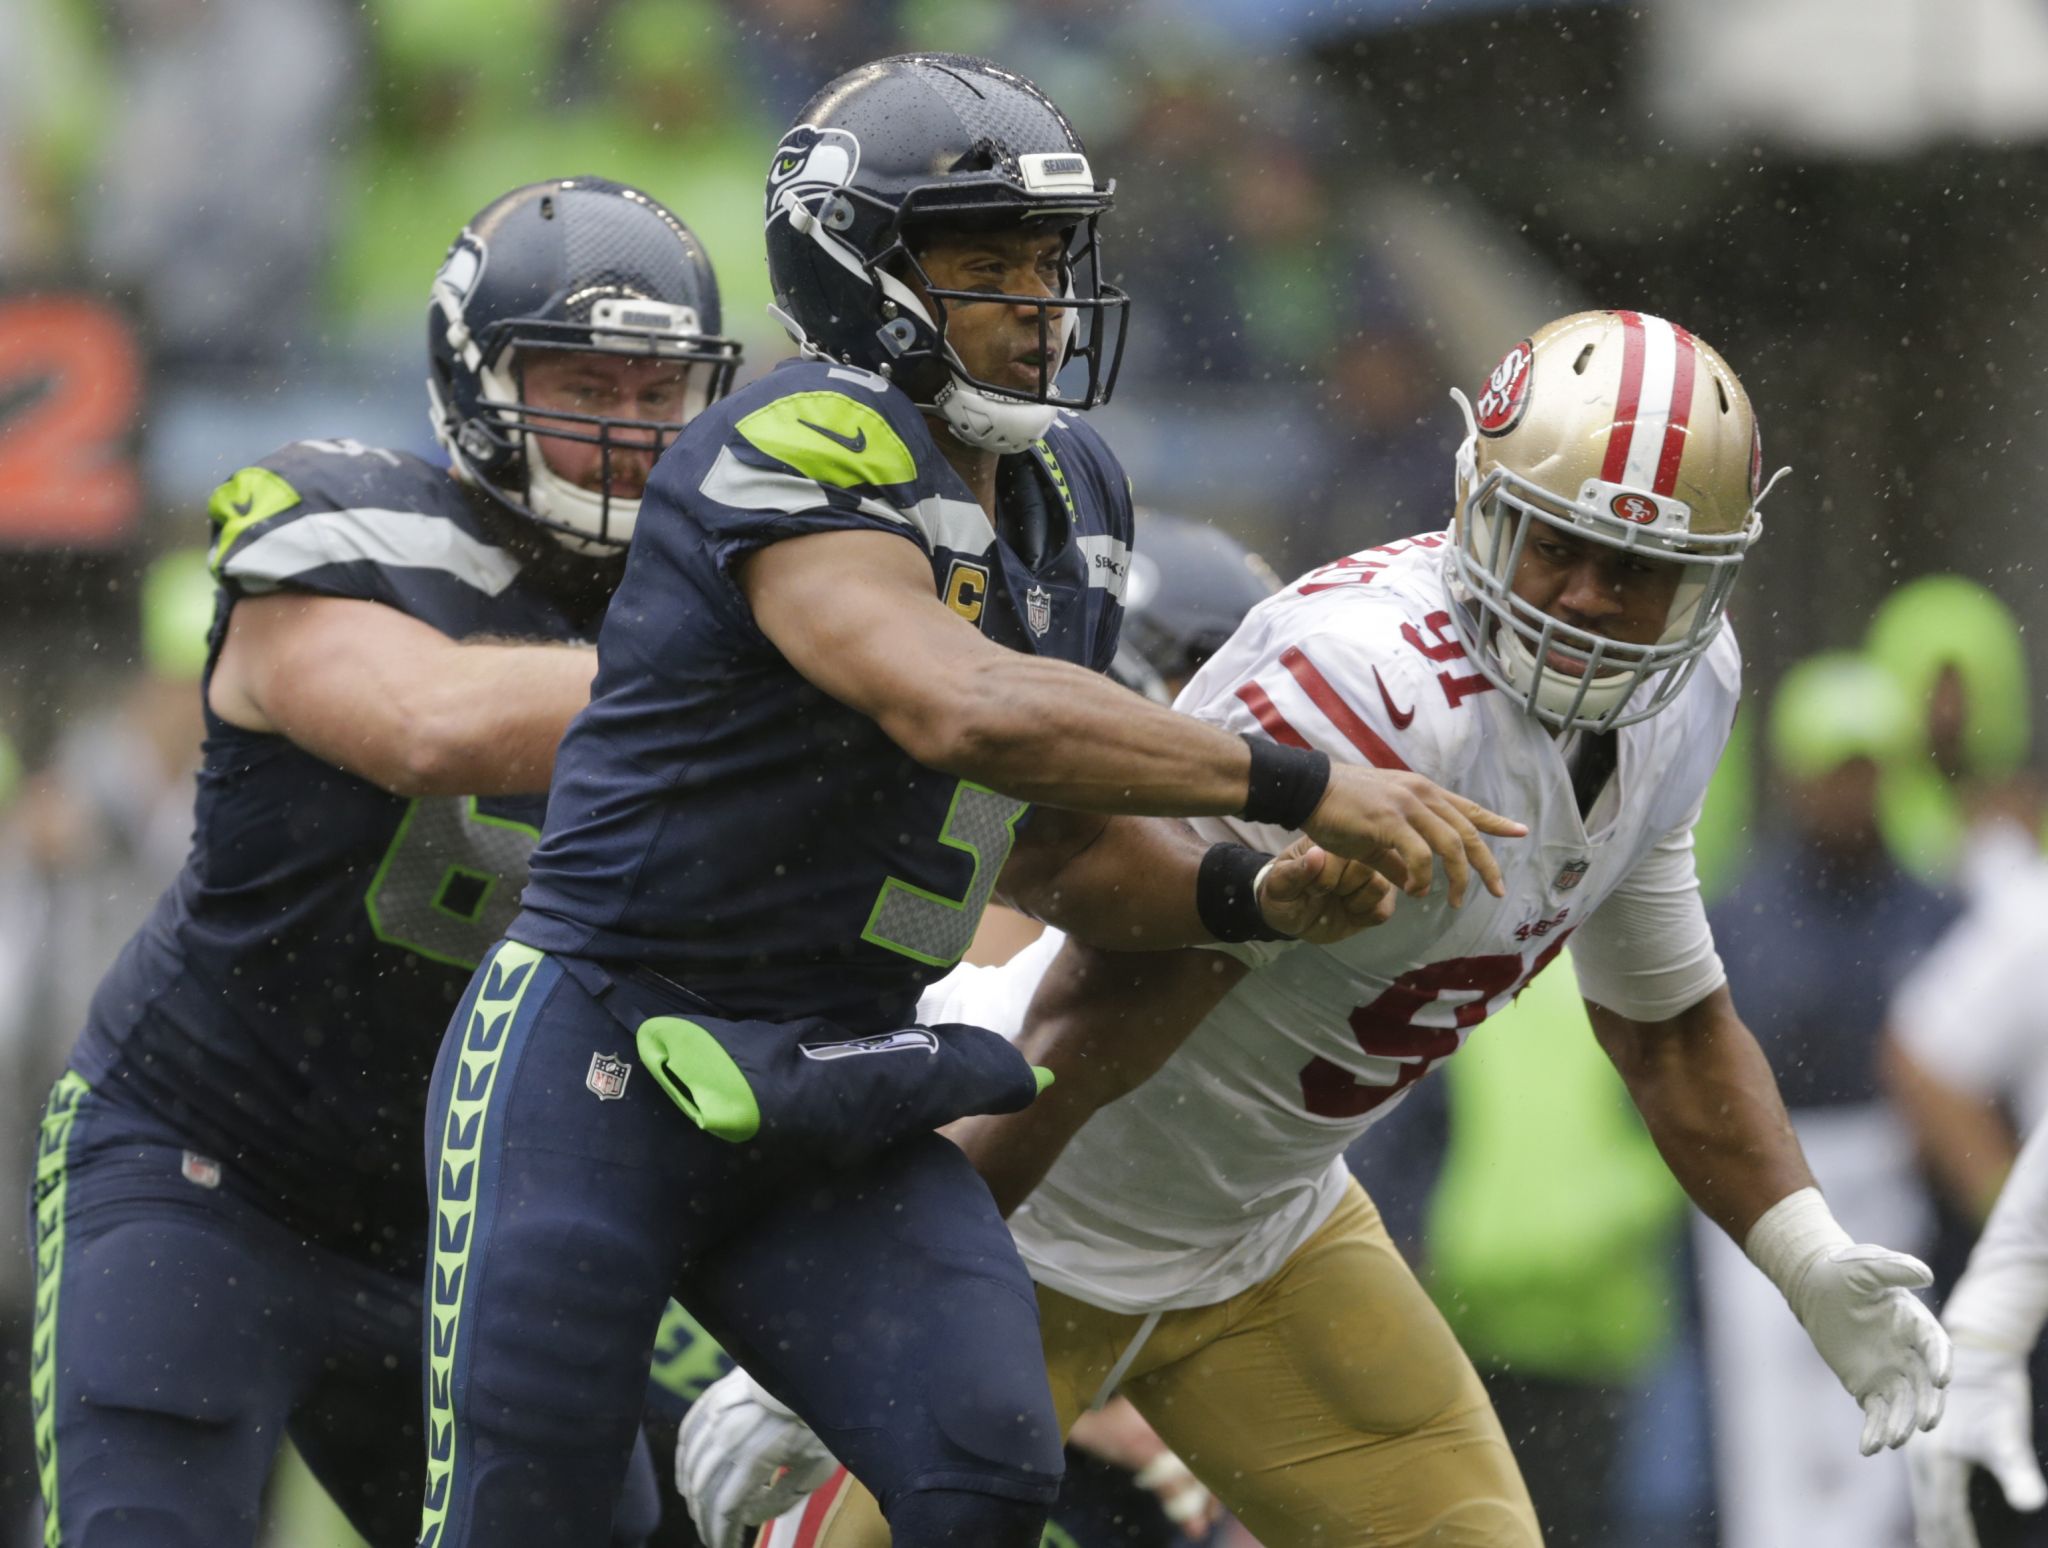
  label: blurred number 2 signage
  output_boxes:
[0,294,143,546]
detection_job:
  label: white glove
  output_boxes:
[1908,1340,2048,1548]
[676,1368,839,1548]
[1746,1189,1953,1455]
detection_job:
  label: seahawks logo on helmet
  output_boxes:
[765,125,862,226]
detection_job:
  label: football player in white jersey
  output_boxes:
[678,311,1952,1548]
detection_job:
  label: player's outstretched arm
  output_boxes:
[1591,986,1951,1454]
[997,809,1397,951]
[948,938,1247,1215]
[1909,1114,2048,1547]
[210,593,597,796]
[740,528,1524,902]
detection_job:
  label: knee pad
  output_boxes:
[886,1486,1049,1548]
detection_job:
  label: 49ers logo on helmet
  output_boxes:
[1474,340,1534,437]
[1610,492,1659,525]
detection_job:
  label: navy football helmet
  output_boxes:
[1110,513,1280,701]
[763,54,1129,454]
[428,177,741,552]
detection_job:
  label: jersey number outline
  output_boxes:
[364,797,541,970]
[1299,933,1572,1117]
[862,781,1030,969]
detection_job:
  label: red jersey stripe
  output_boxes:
[1279,647,1412,771]
[790,1468,851,1548]
[1600,310,1647,485]
[1237,682,1312,749]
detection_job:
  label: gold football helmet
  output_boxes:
[1446,310,1784,731]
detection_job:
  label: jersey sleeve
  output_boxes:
[1889,892,2043,1101]
[678,367,994,576]
[1570,814,1727,1023]
[1175,606,1479,854]
[206,441,519,615]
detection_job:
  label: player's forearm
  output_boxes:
[1881,1034,2017,1223]
[949,941,1248,1214]
[1001,813,1216,949]
[905,652,1258,816]
[1945,1113,2048,1350]
[1590,987,1815,1243]
[388,642,598,796]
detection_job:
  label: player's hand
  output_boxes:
[1908,1340,2047,1548]
[1256,835,1397,942]
[676,1368,838,1548]
[1068,1398,1221,1540]
[1301,765,1525,908]
[1786,1241,1952,1455]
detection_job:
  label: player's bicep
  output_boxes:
[738,527,1002,752]
[210,593,457,771]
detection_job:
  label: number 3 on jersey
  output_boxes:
[863,781,1030,968]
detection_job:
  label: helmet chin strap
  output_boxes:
[874,269,1060,455]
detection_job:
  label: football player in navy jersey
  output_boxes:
[419,54,1521,1548]
[28,177,739,1548]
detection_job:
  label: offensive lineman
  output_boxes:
[417,54,1519,1548]
[28,179,738,1548]
[682,312,1954,1548]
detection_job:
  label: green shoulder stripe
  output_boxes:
[207,466,302,575]
[735,391,917,490]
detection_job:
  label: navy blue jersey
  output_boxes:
[70,439,614,1272]
[513,358,1134,1030]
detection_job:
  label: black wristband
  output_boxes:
[1197,842,1290,943]
[1239,733,1331,830]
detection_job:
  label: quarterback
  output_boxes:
[417,52,1518,1548]
[27,179,737,1548]
[681,311,1953,1548]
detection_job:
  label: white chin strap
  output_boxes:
[875,269,1062,454]
[1494,625,1639,725]
[527,455,638,553]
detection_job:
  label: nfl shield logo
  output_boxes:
[586,1052,632,1101]
[1024,584,1052,636]
[1553,859,1590,893]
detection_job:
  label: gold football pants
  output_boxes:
[803,1179,1541,1546]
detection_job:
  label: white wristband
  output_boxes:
[1744,1187,1852,1319]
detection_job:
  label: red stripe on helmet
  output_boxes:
[1652,322,1697,496]
[1600,310,1646,485]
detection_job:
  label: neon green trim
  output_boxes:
[364,798,542,970]
[206,466,301,575]
[1032,438,1077,522]
[1041,1524,1081,1548]
[422,941,546,1548]
[734,391,917,489]
[32,1072,88,1548]
[636,1017,761,1142]
[648,1299,732,1405]
[860,781,1030,969]
[1032,1066,1054,1095]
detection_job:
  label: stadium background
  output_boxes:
[3,0,2046,1544]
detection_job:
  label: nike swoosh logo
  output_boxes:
[229,496,255,517]
[1372,667,1416,730]
[799,419,866,454]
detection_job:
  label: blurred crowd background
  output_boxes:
[7,0,2048,1544]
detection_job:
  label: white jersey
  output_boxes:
[930,534,1738,1314]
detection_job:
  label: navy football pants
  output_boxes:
[419,943,1062,1548]
[27,1075,660,1548]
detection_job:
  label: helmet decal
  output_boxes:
[1473,339,1533,436]
[434,234,486,309]
[765,125,862,227]
[1597,310,1699,495]
[1610,492,1659,525]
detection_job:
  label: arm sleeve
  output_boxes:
[1571,817,1727,1023]
[1945,1114,2048,1350]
